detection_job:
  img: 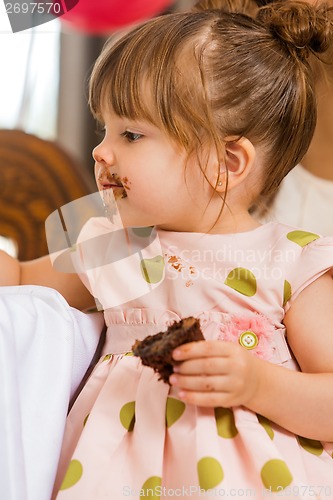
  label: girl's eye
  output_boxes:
[121,131,143,143]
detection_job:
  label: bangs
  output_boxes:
[89,12,216,150]
[89,22,162,125]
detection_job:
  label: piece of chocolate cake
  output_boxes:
[132,316,204,383]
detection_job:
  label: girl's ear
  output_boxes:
[216,137,256,191]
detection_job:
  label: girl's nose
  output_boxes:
[92,141,115,167]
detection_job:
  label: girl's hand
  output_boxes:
[169,340,262,408]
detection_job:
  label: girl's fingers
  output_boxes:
[172,340,237,361]
[175,390,228,408]
[173,356,231,375]
[169,373,229,393]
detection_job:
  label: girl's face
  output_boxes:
[93,109,219,232]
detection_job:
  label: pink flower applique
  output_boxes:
[217,313,275,360]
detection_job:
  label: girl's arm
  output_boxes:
[0,250,95,311]
[0,250,20,285]
[170,271,333,441]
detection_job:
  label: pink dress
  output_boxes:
[54,219,333,500]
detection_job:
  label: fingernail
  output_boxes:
[169,374,178,385]
[173,349,181,359]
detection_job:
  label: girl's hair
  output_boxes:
[89,1,333,208]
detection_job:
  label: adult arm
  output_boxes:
[0,250,95,311]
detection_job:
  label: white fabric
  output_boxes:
[0,285,104,500]
[264,164,333,236]
[0,236,17,258]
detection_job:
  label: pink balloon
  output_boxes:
[60,0,174,34]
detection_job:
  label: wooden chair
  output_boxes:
[0,129,95,260]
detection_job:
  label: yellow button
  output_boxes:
[239,331,258,350]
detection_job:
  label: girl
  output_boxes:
[2,1,333,498]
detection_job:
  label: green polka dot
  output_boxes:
[103,354,112,362]
[140,476,162,498]
[83,413,89,427]
[119,401,136,431]
[131,226,154,237]
[283,280,292,307]
[140,256,164,284]
[224,268,257,297]
[261,459,293,491]
[60,459,83,490]
[298,436,323,456]
[215,407,238,438]
[286,230,319,247]
[166,397,185,428]
[257,414,274,440]
[197,457,224,490]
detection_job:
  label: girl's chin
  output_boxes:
[113,200,164,228]
[118,212,158,229]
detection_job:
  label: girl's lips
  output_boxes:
[101,182,122,189]
[97,169,128,199]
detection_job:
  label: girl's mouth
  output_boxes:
[102,183,127,200]
[98,170,128,200]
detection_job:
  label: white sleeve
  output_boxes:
[0,285,103,500]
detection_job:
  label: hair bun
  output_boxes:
[257,1,333,60]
